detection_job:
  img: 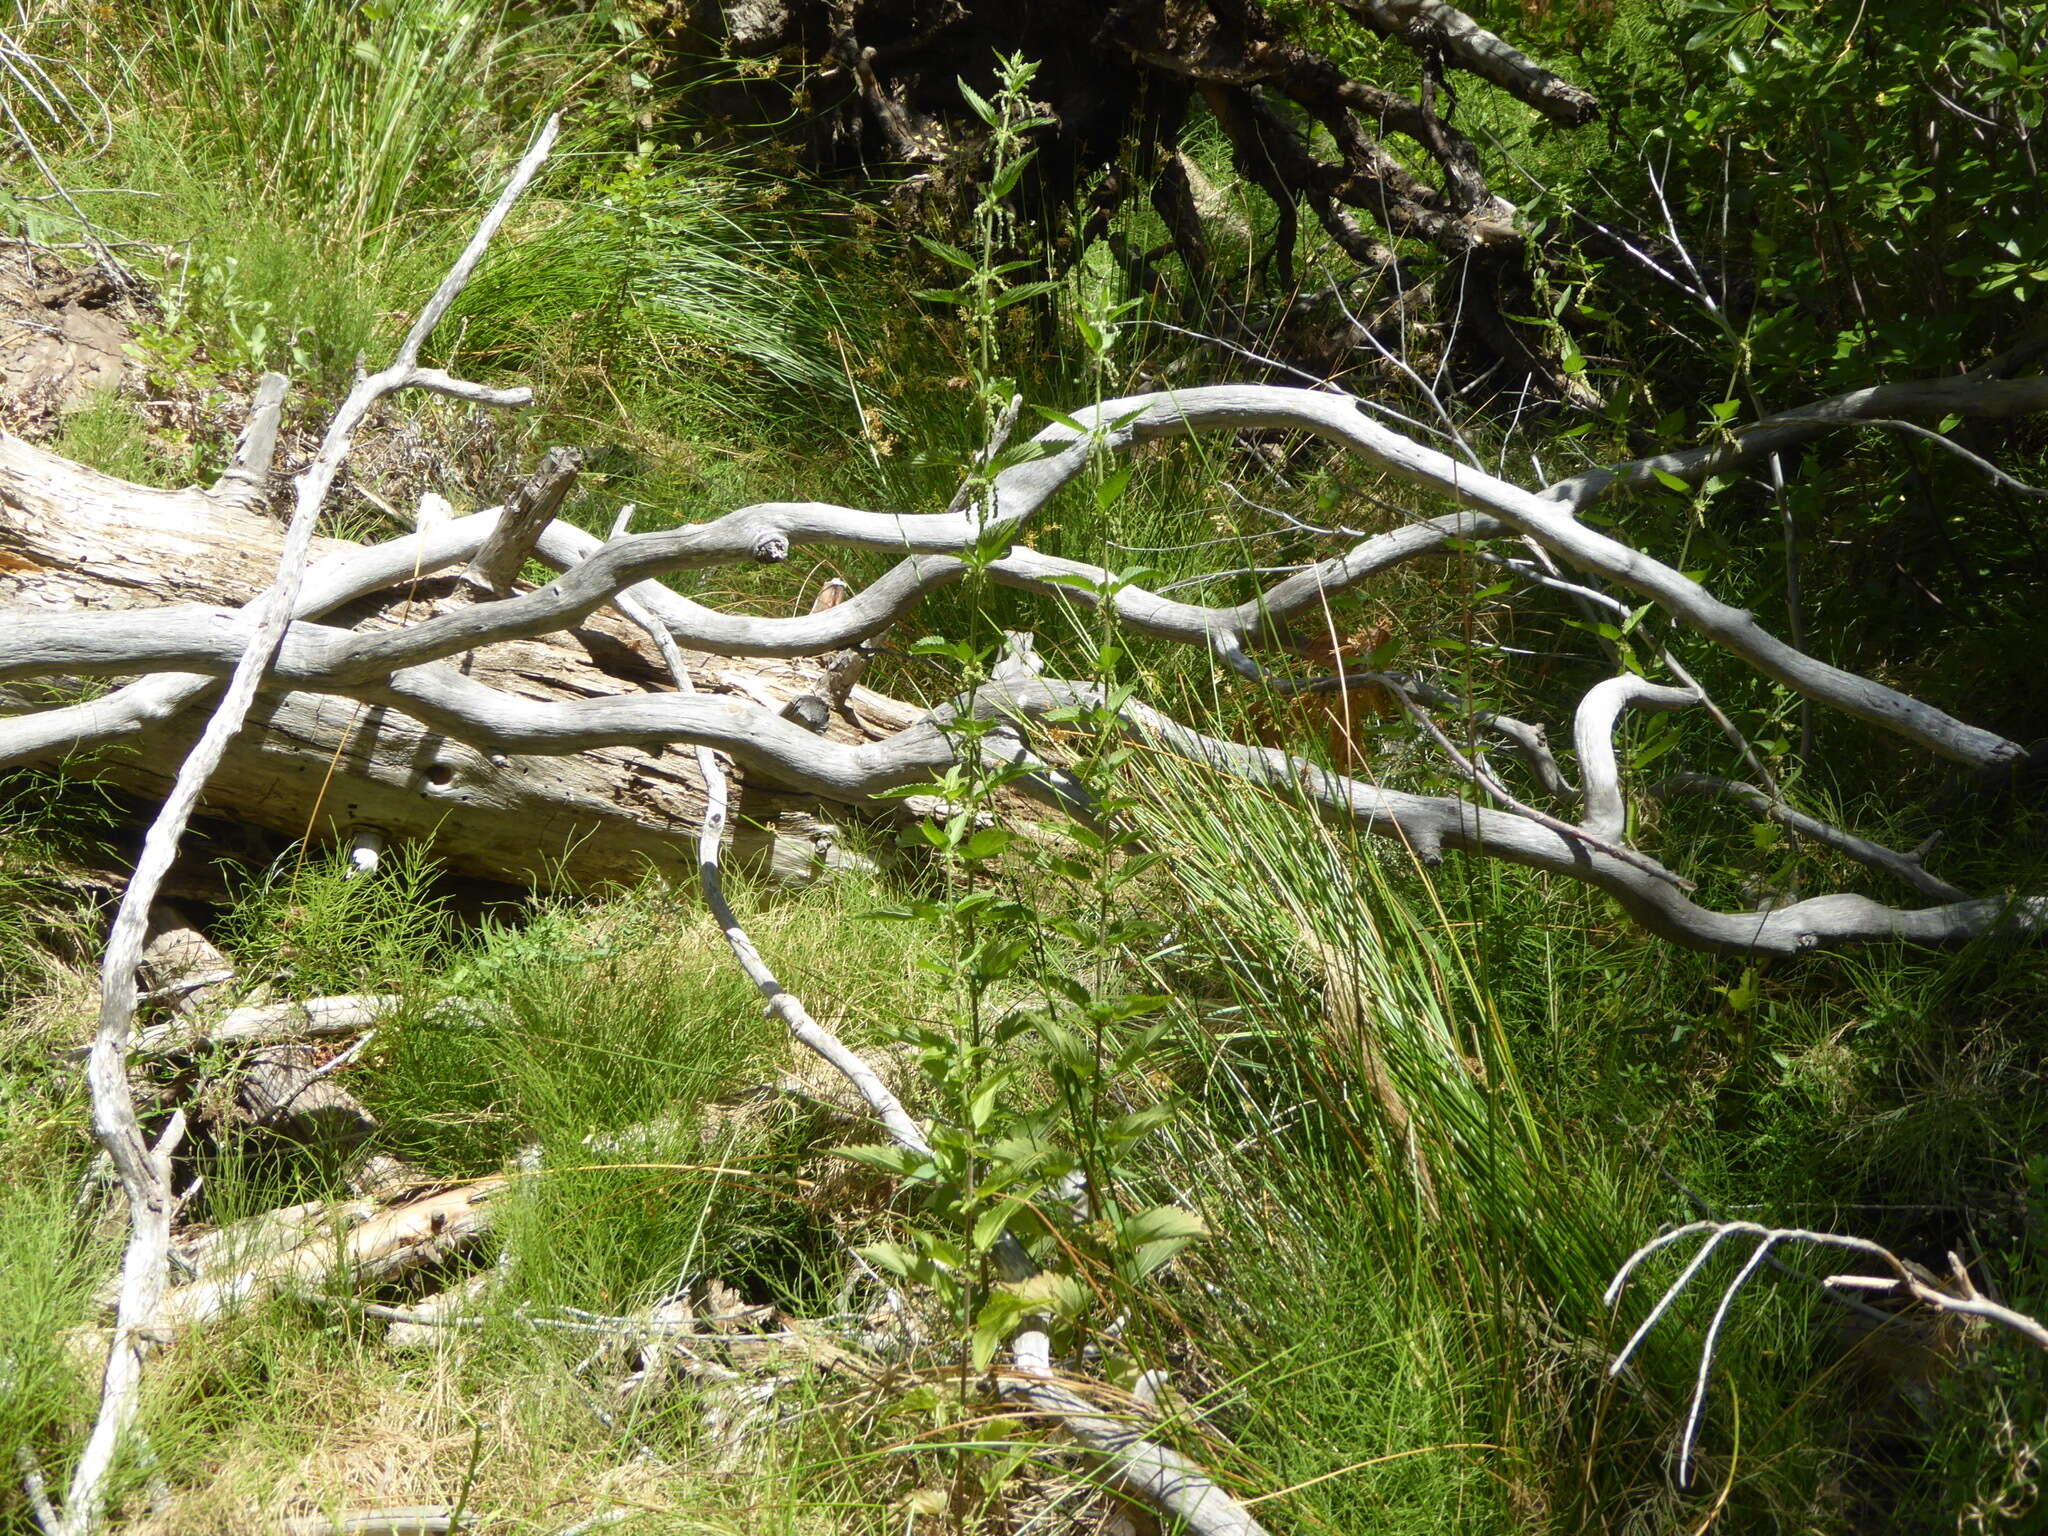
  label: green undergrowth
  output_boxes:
[2,0,928,542]
[6,1,2048,1530]
[5,714,2048,1533]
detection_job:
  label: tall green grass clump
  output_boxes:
[1128,747,1847,1530]
[103,0,594,262]
[212,843,458,1000]
[0,1175,106,1525]
[442,147,899,450]
[355,870,954,1318]
[0,0,604,385]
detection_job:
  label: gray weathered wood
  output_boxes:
[0,437,918,889]
[227,1043,379,1154]
[460,444,581,597]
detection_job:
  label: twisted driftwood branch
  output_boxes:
[40,114,557,1536]
[1336,0,1600,126]
[10,366,2044,949]
[1572,676,1701,844]
[4,386,2021,771]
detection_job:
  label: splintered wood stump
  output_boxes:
[0,433,923,888]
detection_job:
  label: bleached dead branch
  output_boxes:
[7,364,2044,949]
[1606,1219,2048,1487]
[1572,676,1701,844]
[38,114,557,1536]
[6,385,2020,768]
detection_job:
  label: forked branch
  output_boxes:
[1606,1220,2048,1487]
[8,370,2042,954]
[40,114,558,1536]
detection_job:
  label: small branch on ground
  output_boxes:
[1606,1219,2048,1487]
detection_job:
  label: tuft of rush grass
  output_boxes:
[1121,737,1852,1530]
[442,157,889,423]
[5,0,905,539]
[50,390,176,487]
[0,766,118,1028]
[0,776,112,1530]
[210,843,461,1003]
[0,1172,106,1523]
[67,0,601,267]
[0,0,578,383]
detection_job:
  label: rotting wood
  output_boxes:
[137,905,236,1015]
[133,993,400,1058]
[460,444,582,598]
[225,1042,380,1155]
[143,1177,508,1335]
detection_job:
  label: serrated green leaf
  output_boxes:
[916,235,979,270]
[967,1074,1005,1132]
[972,1198,1024,1250]
[992,280,1061,310]
[962,827,1015,861]
[958,79,996,124]
[1130,1237,1195,1280]
[1091,465,1134,510]
[989,147,1038,199]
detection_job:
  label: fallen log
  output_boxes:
[133,993,399,1058]
[143,1177,507,1335]
[0,431,921,889]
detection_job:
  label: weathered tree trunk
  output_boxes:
[0,433,916,888]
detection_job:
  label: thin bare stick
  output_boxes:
[13,1445,56,1535]
[276,1506,453,1536]
[603,521,1269,1536]
[50,114,557,1536]
[1655,774,1967,903]
[604,513,933,1156]
[1608,1220,2048,1488]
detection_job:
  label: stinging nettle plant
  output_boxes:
[838,57,1208,1394]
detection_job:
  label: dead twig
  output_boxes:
[1606,1219,2048,1486]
